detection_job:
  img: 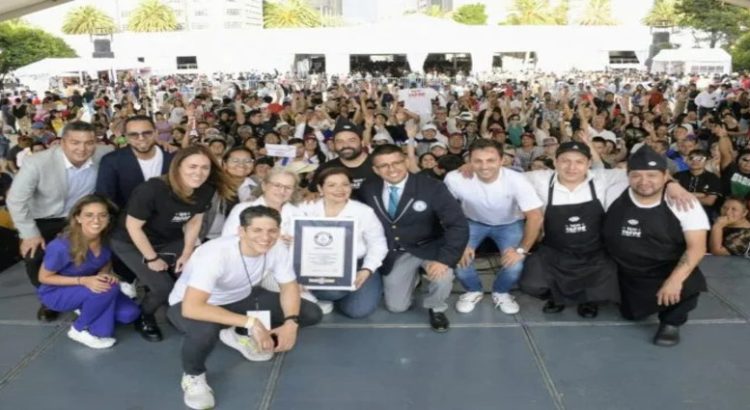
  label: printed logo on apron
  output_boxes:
[565,216,587,234]
[621,219,641,238]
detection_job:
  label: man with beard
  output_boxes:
[312,121,375,200]
[96,115,173,295]
[603,146,709,346]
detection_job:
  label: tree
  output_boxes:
[62,5,116,35]
[127,0,178,32]
[0,21,76,85]
[453,3,488,25]
[731,31,750,71]
[504,0,555,25]
[423,5,447,18]
[551,0,569,25]
[676,0,750,48]
[263,0,324,28]
[578,0,618,26]
[643,0,679,27]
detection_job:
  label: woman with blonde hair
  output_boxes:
[38,194,140,349]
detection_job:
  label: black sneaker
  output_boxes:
[134,314,163,342]
[576,302,599,318]
[428,309,450,333]
[542,300,565,314]
[37,305,59,322]
[653,323,680,347]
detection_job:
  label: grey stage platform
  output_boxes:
[0,256,748,410]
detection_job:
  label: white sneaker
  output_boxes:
[317,300,334,315]
[455,291,484,313]
[74,309,81,316]
[181,373,215,410]
[300,288,318,303]
[67,326,116,349]
[119,281,137,299]
[492,292,520,314]
[219,328,273,362]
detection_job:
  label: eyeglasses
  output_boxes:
[267,181,295,192]
[125,130,155,139]
[688,156,706,161]
[374,159,406,171]
[227,158,254,166]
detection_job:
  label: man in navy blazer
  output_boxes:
[359,144,468,332]
[95,115,173,210]
[95,115,173,288]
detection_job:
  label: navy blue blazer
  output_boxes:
[95,146,173,210]
[359,172,469,273]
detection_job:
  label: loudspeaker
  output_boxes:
[92,39,114,58]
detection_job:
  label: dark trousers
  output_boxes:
[110,238,184,316]
[23,218,66,288]
[167,288,323,375]
[620,293,700,327]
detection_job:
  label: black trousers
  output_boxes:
[23,218,66,288]
[167,288,323,375]
[110,238,184,316]
[620,293,700,327]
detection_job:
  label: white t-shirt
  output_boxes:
[398,88,438,119]
[444,168,543,225]
[168,236,296,306]
[588,125,616,144]
[136,148,164,181]
[627,189,710,232]
[525,169,629,211]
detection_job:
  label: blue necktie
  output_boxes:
[388,186,400,218]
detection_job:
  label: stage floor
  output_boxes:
[0,256,748,410]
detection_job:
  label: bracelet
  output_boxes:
[284,315,300,325]
[144,255,159,263]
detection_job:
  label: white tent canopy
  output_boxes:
[651,48,732,75]
[13,57,149,94]
[0,0,71,21]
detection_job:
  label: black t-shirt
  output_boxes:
[312,155,375,200]
[675,170,722,213]
[113,178,214,245]
[722,164,750,200]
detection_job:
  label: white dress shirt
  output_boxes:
[221,196,302,238]
[299,199,388,272]
[381,175,408,211]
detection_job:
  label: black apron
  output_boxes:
[521,175,619,304]
[603,189,707,320]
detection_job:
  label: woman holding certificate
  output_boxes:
[301,167,388,318]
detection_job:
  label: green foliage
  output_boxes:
[504,0,566,25]
[423,5,447,18]
[0,21,77,80]
[676,0,750,48]
[578,0,617,25]
[731,31,750,71]
[62,5,116,35]
[127,0,178,32]
[452,3,488,25]
[642,0,678,27]
[263,0,324,28]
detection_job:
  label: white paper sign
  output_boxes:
[265,144,296,158]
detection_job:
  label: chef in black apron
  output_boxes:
[603,146,709,347]
[521,142,620,318]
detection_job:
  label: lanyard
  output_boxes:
[238,240,266,310]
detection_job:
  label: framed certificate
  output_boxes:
[292,217,357,290]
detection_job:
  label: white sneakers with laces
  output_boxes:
[317,300,334,315]
[67,326,116,349]
[455,291,484,313]
[181,373,215,410]
[492,292,520,314]
[219,328,273,362]
[119,281,137,299]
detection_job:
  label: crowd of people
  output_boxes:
[1,69,750,410]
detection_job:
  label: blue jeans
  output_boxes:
[455,220,525,293]
[313,272,383,318]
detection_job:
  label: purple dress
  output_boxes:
[38,238,140,337]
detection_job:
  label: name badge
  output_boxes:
[412,200,427,212]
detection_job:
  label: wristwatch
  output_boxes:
[284,315,300,325]
[515,247,527,256]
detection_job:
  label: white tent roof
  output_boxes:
[0,0,71,21]
[652,48,731,63]
[14,57,148,77]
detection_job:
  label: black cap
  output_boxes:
[332,121,363,139]
[627,145,667,172]
[555,141,591,159]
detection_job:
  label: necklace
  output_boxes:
[238,241,266,287]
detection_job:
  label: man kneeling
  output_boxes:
[167,206,322,409]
